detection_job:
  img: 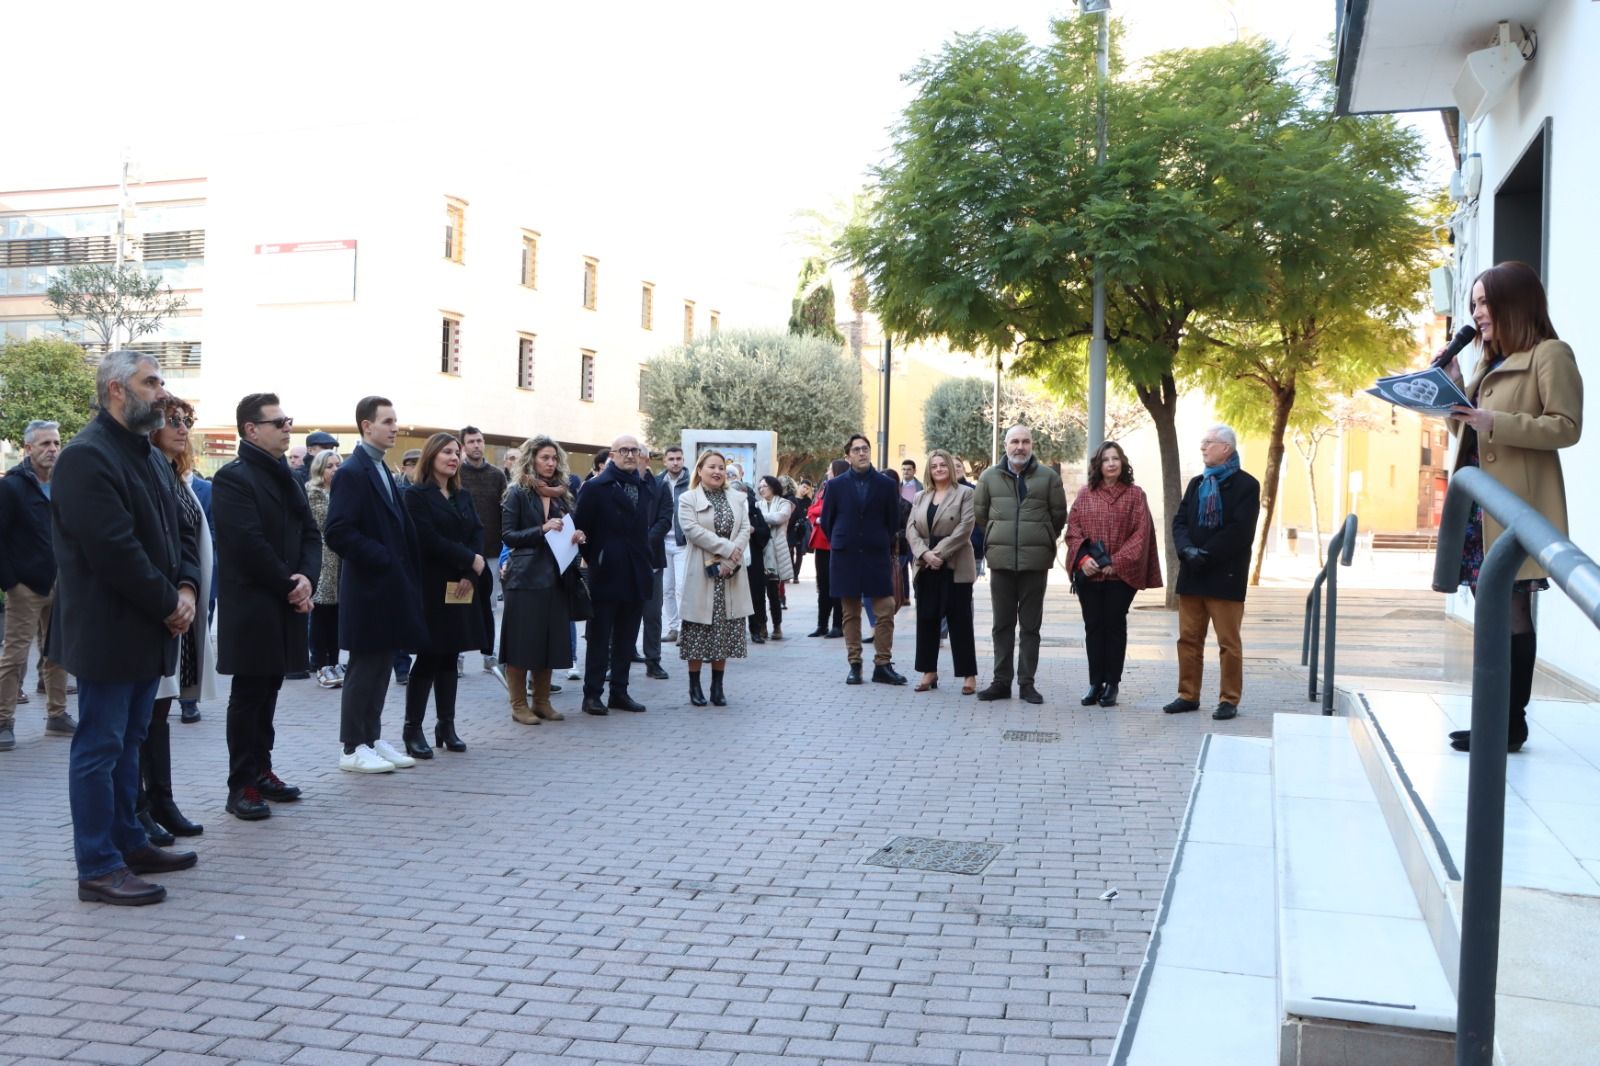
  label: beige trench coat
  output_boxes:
[905,484,977,583]
[1451,338,1583,581]
[677,486,754,625]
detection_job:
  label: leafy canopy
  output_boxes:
[44,264,187,347]
[0,338,98,446]
[921,376,1085,474]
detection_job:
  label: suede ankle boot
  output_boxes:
[507,667,537,724]
[532,670,563,720]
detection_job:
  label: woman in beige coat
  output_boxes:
[677,451,754,707]
[1443,260,1582,753]
[905,449,978,694]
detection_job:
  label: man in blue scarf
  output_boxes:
[1164,425,1261,721]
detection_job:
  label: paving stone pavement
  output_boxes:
[0,577,1439,1066]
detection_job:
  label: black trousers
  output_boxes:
[226,674,283,793]
[342,650,393,749]
[310,604,340,668]
[641,567,664,663]
[749,570,771,633]
[814,549,842,630]
[913,568,977,676]
[791,545,805,581]
[137,697,175,811]
[476,568,496,656]
[405,651,459,730]
[584,599,643,699]
[1078,579,1138,686]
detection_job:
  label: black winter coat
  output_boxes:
[213,441,322,676]
[645,472,673,570]
[0,458,55,595]
[47,410,201,682]
[404,481,488,655]
[819,467,900,600]
[502,484,570,592]
[574,463,657,603]
[324,444,428,652]
[1171,467,1262,602]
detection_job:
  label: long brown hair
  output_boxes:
[152,397,196,479]
[1087,440,1134,490]
[413,432,461,491]
[510,435,573,507]
[1474,261,1557,358]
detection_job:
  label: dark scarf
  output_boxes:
[240,440,313,522]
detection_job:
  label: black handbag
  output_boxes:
[1069,539,1113,595]
[564,562,594,621]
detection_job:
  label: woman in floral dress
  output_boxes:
[675,451,752,707]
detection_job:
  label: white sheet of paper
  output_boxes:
[545,513,580,573]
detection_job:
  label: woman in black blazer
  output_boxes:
[401,433,487,758]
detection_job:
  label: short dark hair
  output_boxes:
[828,458,849,478]
[664,445,683,456]
[901,459,916,471]
[355,395,392,431]
[459,425,484,441]
[236,392,281,435]
[593,448,611,469]
[844,433,871,455]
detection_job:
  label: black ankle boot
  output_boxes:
[403,724,434,759]
[688,672,708,707]
[710,671,727,707]
[137,808,175,848]
[151,797,204,837]
[434,721,466,753]
[1450,631,1536,753]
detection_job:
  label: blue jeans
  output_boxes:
[69,678,160,879]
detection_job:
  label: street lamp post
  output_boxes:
[1081,0,1110,453]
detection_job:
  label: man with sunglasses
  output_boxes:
[212,395,322,819]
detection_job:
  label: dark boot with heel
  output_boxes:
[710,671,727,707]
[1451,631,1536,752]
[689,672,708,707]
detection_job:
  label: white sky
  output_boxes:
[7,1,1439,324]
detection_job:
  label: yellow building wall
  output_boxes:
[1242,395,1425,536]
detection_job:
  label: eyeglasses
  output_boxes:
[250,416,294,430]
[615,447,642,456]
[1200,439,1224,447]
[847,444,872,454]
[169,416,195,429]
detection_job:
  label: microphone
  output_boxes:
[1430,324,1477,369]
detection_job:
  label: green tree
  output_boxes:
[641,330,862,476]
[0,337,98,445]
[922,375,1086,475]
[788,258,844,343]
[44,263,187,347]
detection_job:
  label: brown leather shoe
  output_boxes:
[78,868,166,906]
[124,846,198,875]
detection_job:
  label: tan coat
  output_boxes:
[905,484,977,583]
[677,486,754,625]
[1451,338,1583,581]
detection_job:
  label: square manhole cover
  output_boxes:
[863,836,1002,875]
[1003,730,1060,743]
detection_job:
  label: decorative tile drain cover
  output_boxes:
[863,836,1002,875]
[1003,730,1060,743]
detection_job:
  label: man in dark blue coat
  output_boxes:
[0,419,71,747]
[820,434,907,686]
[323,396,427,773]
[49,351,202,905]
[574,434,657,715]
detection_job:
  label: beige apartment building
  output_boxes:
[0,125,730,469]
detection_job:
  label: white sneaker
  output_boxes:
[316,666,342,689]
[340,745,394,773]
[482,655,498,672]
[372,737,416,769]
[567,663,583,681]
[335,664,348,680]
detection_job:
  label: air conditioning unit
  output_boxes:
[1430,265,1455,316]
[1453,23,1527,123]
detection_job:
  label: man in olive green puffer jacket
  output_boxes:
[973,425,1068,704]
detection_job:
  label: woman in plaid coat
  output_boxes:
[1064,441,1163,708]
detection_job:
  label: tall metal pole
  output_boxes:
[1087,4,1110,453]
[992,349,1003,466]
[113,156,129,351]
[878,336,892,470]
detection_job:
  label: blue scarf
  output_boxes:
[1197,452,1240,529]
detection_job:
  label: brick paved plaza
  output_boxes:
[0,579,1427,1066]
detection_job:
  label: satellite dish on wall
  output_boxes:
[1453,22,1528,124]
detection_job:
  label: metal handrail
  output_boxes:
[1301,514,1358,713]
[1431,467,1600,1066]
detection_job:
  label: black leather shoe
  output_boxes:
[1163,698,1201,714]
[872,664,908,686]
[1081,684,1106,706]
[1212,702,1239,720]
[125,845,198,875]
[631,653,648,664]
[255,771,301,802]
[607,692,647,713]
[138,809,175,848]
[226,787,272,821]
[1099,684,1119,708]
[78,869,166,906]
[285,671,311,681]
[1019,684,1044,705]
[750,632,766,645]
[582,697,609,715]
[151,798,203,837]
[976,682,1011,702]
[846,663,864,685]
[404,727,434,760]
[826,627,844,639]
[179,703,202,724]
[646,662,670,680]
[710,674,727,707]
[689,676,709,707]
[435,724,467,752]
[1450,727,1527,753]
[807,627,828,638]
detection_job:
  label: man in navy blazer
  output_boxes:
[573,434,658,715]
[819,434,907,686]
[323,396,427,774]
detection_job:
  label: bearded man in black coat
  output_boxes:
[213,393,321,820]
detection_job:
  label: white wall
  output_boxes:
[1449,0,1600,689]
